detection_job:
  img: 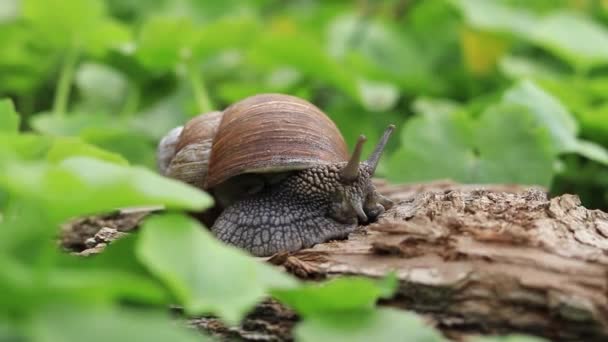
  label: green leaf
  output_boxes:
[356,79,400,112]
[75,63,129,110]
[387,106,477,183]
[84,19,132,57]
[23,0,106,48]
[272,275,397,317]
[47,267,169,305]
[501,80,578,152]
[31,112,120,136]
[249,31,359,106]
[0,133,52,160]
[474,104,555,185]
[0,25,54,94]
[327,14,437,97]
[499,55,563,81]
[30,113,155,166]
[578,103,608,147]
[572,140,608,166]
[531,12,608,69]
[136,214,297,324]
[387,102,556,187]
[30,305,207,342]
[500,80,608,166]
[81,128,156,168]
[0,98,19,132]
[54,236,169,305]
[192,16,261,59]
[47,137,128,165]
[295,308,446,342]
[129,87,192,139]
[135,16,197,72]
[0,157,212,223]
[0,0,19,23]
[449,0,536,36]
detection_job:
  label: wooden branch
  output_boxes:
[266,181,608,341]
[64,180,608,341]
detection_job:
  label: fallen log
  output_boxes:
[263,181,608,341]
[64,180,608,341]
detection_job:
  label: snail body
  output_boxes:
[158,94,394,256]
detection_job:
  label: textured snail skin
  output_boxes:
[211,163,390,257]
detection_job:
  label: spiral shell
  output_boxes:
[205,93,349,188]
[157,94,349,192]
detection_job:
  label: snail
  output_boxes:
[157,93,394,257]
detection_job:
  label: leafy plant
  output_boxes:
[1,0,605,340]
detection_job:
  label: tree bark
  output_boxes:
[214,180,608,341]
[66,180,608,341]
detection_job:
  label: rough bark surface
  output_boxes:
[267,180,608,341]
[62,180,608,341]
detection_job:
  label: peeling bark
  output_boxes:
[63,180,608,341]
[267,181,608,341]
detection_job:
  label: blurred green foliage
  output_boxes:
[1,0,608,207]
[0,0,605,340]
[2,0,608,208]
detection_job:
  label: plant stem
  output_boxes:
[187,59,213,113]
[120,82,141,117]
[52,47,79,117]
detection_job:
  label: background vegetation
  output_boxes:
[1,0,607,341]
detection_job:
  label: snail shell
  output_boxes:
[159,93,349,194]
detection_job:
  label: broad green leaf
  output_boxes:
[387,102,556,187]
[474,104,555,185]
[30,113,154,166]
[0,0,19,23]
[249,31,359,106]
[534,78,589,116]
[23,0,106,48]
[0,255,39,311]
[30,305,207,342]
[81,128,156,168]
[499,55,563,81]
[572,140,608,166]
[295,308,446,342]
[356,79,400,112]
[272,275,397,317]
[128,87,192,139]
[136,214,297,324]
[501,80,578,152]
[0,133,52,160]
[578,104,608,147]
[501,80,608,165]
[135,16,197,71]
[449,0,536,36]
[0,319,21,342]
[327,14,437,96]
[31,112,120,136]
[192,16,261,59]
[75,63,128,110]
[532,12,608,69]
[84,19,132,57]
[0,25,54,94]
[387,106,477,183]
[0,99,19,132]
[0,157,212,222]
[46,137,128,165]
[53,236,169,305]
[46,267,169,305]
